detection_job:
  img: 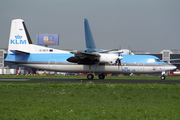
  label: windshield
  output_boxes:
[155,59,161,62]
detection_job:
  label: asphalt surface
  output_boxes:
[0,79,180,83]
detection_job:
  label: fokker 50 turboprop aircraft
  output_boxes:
[5,19,176,80]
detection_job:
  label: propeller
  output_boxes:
[116,51,123,70]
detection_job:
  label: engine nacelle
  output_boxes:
[99,54,123,64]
[67,57,99,65]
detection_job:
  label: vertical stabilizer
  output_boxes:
[84,19,98,52]
[8,19,32,53]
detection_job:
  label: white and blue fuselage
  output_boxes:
[5,52,176,74]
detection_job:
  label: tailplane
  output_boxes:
[8,19,32,53]
[84,19,101,53]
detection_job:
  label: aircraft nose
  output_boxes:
[169,64,177,70]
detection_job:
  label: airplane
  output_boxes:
[5,19,176,80]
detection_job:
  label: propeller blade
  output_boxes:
[117,58,121,70]
[116,52,123,70]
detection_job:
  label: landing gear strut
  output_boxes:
[87,65,94,80]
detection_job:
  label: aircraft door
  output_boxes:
[158,63,161,71]
[49,59,56,70]
[138,61,144,72]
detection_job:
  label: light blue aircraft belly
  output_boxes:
[17,63,175,74]
[5,53,73,63]
[5,53,176,74]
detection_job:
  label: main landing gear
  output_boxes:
[87,74,94,80]
[87,73,105,80]
[87,65,105,80]
[98,73,105,79]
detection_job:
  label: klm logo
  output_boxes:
[10,34,26,44]
[11,40,26,44]
[15,34,22,39]
[122,67,130,72]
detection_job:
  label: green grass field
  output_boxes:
[0,82,180,119]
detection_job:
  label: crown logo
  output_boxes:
[15,34,22,39]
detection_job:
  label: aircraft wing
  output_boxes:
[170,59,180,61]
[67,50,100,64]
[161,59,180,62]
[94,49,118,53]
[70,51,100,58]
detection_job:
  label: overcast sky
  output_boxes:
[0,0,180,53]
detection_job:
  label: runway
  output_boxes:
[0,79,180,83]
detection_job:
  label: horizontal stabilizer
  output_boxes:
[10,50,30,55]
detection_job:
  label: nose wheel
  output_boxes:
[161,72,166,80]
[161,75,166,80]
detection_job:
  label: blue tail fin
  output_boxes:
[84,19,100,53]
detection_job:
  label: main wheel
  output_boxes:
[161,75,166,80]
[98,73,105,79]
[87,74,94,80]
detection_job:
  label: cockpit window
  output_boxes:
[147,58,161,63]
[155,59,161,62]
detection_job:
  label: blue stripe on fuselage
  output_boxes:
[5,53,166,65]
[5,53,73,62]
[121,55,166,64]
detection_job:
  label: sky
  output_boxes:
[0,0,180,53]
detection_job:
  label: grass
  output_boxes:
[0,74,180,80]
[0,82,180,119]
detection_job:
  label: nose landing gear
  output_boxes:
[161,75,166,80]
[161,71,166,80]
